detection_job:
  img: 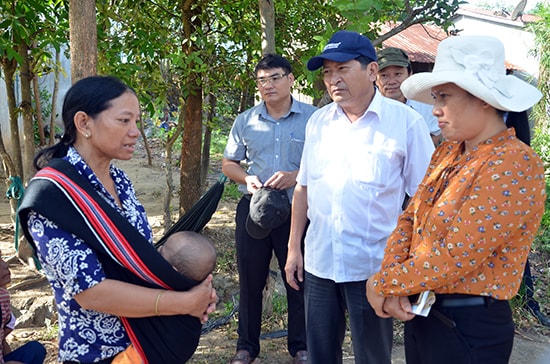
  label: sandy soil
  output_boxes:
[1,140,549,363]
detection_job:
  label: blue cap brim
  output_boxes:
[307,52,360,71]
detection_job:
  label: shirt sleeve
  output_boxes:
[403,114,434,197]
[380,202,416,270]
[296,112,317,187]
[373,147,545,297]
[223,113,247,161]
[27,211,106,297]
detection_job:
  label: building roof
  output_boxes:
[380,23,447,64]
[379,21,523,70]
[457,6,540,25]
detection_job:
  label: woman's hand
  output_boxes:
[383,296,415,322]
[201,281,217,323]
[179,274,217,322]
[366,277,391,318]
[366,277,415,321]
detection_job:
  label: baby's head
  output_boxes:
[158,231,217,282]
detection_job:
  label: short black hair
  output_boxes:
[254,54,292,75]
[356,56,376,69]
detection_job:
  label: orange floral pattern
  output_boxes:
[372,129,546,300]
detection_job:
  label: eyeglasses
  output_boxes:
[256,73,289,86]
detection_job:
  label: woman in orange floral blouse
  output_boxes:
[366,35,546,364]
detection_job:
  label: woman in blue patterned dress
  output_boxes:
[18,76,217,364]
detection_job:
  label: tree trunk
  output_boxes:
[18,41,36,184]
[178,0,203,213]
[32,77,46,146]
[0,118,18,219]
[239,51,255,113]
[1,58,24,179]
[163,145,175,232]
[138,115,152,167]
[200,93,216,192]
[49,49,60,145]
[259,0,275,55]
[69,0,97,82]
[163,108,184,233]
[201,126,212,193]
[179,89,202,213]
[16,41,39,265]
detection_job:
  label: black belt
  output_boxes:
[435,294,494,308]
[428,294,502,328]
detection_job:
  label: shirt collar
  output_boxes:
[333,89,384,123]
[257,96,300,122]
[65,146,116,194]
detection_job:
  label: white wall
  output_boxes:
[0,47,71,151]
[453,8,538,77]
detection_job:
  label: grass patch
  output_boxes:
[37,322,59,341]
[222,182,241,202]
[210,130,229,156]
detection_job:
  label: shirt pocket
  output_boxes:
[289,133,305,169]
[352,148,393,189]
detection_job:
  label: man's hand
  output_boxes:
[244,175,263,194]
[265,171,298,190]
[284,243,304,291]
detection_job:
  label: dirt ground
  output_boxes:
[1,141,549,363]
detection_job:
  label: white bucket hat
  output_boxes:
[401,35,542,112]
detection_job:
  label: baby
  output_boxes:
[158,231,217,282]
[113,231,217,364]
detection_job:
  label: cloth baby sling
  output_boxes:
[18,159,201,364]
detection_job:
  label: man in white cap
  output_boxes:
[367,35,545,364]
[285,30,434,364]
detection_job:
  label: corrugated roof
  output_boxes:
[379,22,522,70]
[380,23,447,64]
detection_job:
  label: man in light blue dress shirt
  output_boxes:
[223,54,317,364]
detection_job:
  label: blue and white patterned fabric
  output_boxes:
[26,147,153,362]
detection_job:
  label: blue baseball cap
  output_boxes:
[307,30,377,71]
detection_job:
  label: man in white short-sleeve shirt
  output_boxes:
[284,30,434,364]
